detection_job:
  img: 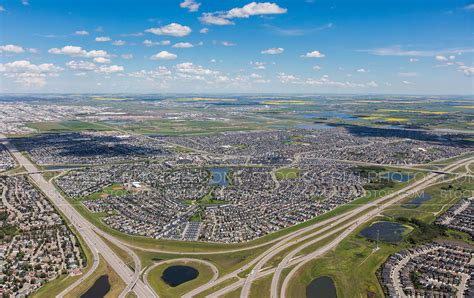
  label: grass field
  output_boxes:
[63,256,125,298]
[284,169,473,297]
[275,167,300,180]
[82,183,129,201]
[27,120,108,133]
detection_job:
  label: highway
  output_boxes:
[186,155,473,298]
[0,134,157,298]
[2,130,471,298]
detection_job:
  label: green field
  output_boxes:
[27,120,109,133]
[82,183,129,201]
[275,167,300,180]
[284,169,473,297]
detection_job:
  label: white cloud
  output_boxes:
[435,55,448,61]
[251,61,266,69]
[150,51,177,60]
[21,0,29,5]
[74,30,89,36]
[95,65,124,74]
[449,55,456,60]
[313,65,322,70]
[464,4,474,10]
[227,2,287,18]
[458,65,474,76]
[0,5,5,12]
[48,46,109,58]
[143,39,171,47]
[364,46,474,57]
[0,60,63,73]
[261,47,284,55]
[121,54,133,59]
[175,62,219,75]
[200,2,287,25]
[129,67,172,80]
[180,0,201,12]
[0,44,25,53]
[112,40,126,46]
[221,41,236,47]
[199,13,234,25]
[94,57,111,64]
[398,72,419,77]
[95,36,111,42]
[66,60,96,71]
[173,42,193,48]
[402,80,413,85]
[121,32,144,37]
[200,28,209,34]
[0,60,63,87]
[301,50,325,58]
[409,58,419,62]
[356,68,368,73]
[145,23,192,37]
[367,81,378,87]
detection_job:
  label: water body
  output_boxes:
[161,265,199,287]
[402,192,433,208]
[209,168,229,186]
[103,119,136,125]
[303,112,358,121]
[306,276,337,298]
[381,172,413,182]
[296,123,334,130]
[80,275,111,298]
[359,221,408,243]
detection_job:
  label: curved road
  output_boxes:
[142,258,219,298]
[0,134,157,298]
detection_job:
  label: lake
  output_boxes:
[303,111,357,121]
[402,192,433,208]
[80,275,111,298]
[209,168,229,186]
[381,172,413,182]
[162,265,199,287]
[306,276,337,298]
[359,221,408,243]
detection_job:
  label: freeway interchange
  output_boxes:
[1,132,472,298]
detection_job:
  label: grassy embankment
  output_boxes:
[283,171,473,298]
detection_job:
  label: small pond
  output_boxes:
[162,265,199,287]
[209,168,229,186]
[359,221,409,243]
[306,276,337,298]
[402,192,432,208]
[80,275,111,298]
[381,172,413,182]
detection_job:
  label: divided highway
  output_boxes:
[0,134,157,298]
[2,131,471,298]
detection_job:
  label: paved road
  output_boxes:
[190,155,473,298]
[278,157,473,298]
[0,134,157,298]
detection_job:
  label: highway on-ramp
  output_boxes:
[0,134,157,298]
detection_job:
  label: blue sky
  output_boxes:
[0,0,473,94]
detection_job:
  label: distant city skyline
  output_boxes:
[0,0,473,94]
